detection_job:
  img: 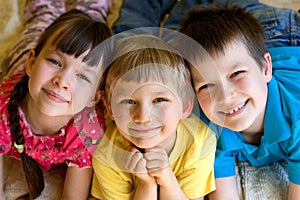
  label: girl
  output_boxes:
[0,0,112,199]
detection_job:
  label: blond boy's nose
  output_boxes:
[132,105,152,124]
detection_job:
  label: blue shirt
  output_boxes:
[207,47,300,185]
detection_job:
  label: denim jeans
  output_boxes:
[227,0,300,47]
[113,0,300,48]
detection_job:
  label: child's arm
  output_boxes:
[144,147,190,200]
[124,146,158,200]
[0,155,5,200]
[133,177,157,200]
[61,166,93,200]
[208,176,239,200]
[288,182,300,200]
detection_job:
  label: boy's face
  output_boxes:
[191,42,272,133]
[26,44,102,118]
[108,79,191,149]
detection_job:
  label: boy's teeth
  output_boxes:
[227,104,244,114]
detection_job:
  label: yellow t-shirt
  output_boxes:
[92,113,216,199]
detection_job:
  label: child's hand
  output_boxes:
[144,147,175,187]
[123,146,155,184]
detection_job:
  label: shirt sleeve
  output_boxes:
[92,154,134,200]
[175,114,216,198]
[0,75,22,155]
[213,128,237,178]
[65,106,105,168]
[287,122,300,185]
[214,147,236,178]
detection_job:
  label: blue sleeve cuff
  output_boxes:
[214,163,236,178]
[214,150,236,178]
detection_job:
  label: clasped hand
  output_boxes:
[123,146,173,187]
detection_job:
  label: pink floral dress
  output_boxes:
[0,73,105,170]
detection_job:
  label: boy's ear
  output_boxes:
[25,49,36,76]
[86,90,103,107]
[181,97,194,119]
[263,52,273,83]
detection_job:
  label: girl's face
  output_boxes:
[107,79,192,149]
[191,42,272,133]
[26,44,102,118]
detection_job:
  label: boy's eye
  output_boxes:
[47,58,60,66]
[121,99,136,104]
[198,83,213,91]
[76,73,91,83]
[153,97,167,103]
[231,70,245,78]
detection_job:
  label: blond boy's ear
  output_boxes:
[182,97,194,119]
[102,99,114,120]
[263,52,273,83]
[25,49,36,76]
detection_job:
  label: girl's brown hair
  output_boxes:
[7,9,112,199]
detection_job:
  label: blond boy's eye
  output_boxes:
[121,99,136,104]
[153,98,167,103]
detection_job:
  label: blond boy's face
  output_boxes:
[191,42,272,133]
[108,79,190,149]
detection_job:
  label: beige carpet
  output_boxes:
[0,0,24,65]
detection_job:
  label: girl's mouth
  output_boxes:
[43,88,69,103]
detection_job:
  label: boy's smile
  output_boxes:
[191,41,272,134]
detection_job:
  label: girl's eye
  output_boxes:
[121,99,136,104]
[153,98,167,103]
[77,73,90,83]
[47,58,60,66]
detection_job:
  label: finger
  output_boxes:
[144,149,168,162]
[134,157,148,174]
[146,158,171,172]
[123,147,143,171]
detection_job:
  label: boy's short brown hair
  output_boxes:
[179,5,269,68]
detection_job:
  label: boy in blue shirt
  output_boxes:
[179,3,300,200]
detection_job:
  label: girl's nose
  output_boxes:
[52,71,72,90]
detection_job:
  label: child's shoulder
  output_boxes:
[179,113,217,146]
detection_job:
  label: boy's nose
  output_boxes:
[132,104,152,124]
[219,81,237,104]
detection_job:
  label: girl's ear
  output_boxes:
[181,97,194,119]
[263,52,273,83]
[25,50,36,77]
